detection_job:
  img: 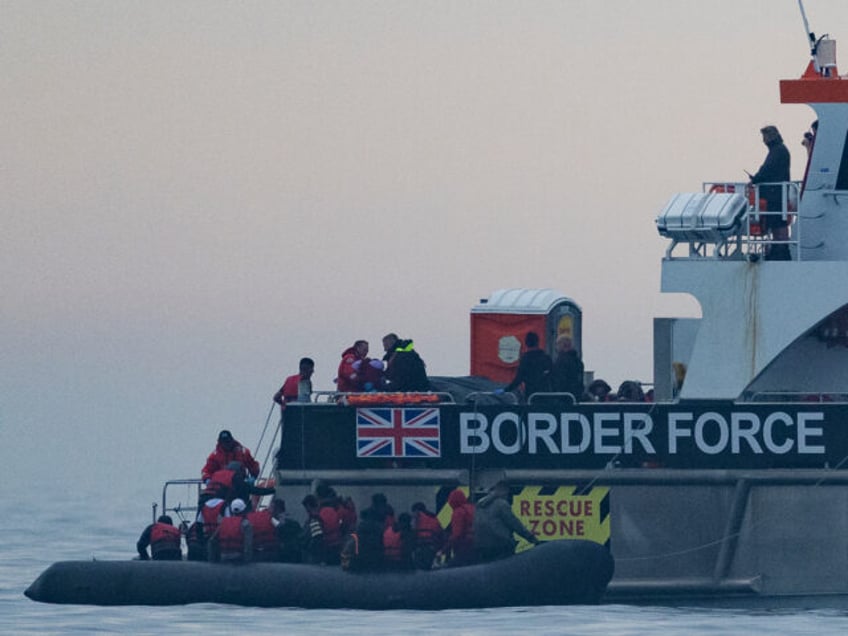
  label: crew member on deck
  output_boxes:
[749,125,791,260]
[382,333,430,392]
[336,340,370,393]
[501,331,552,402]
[201,430,260,483]
[273,357,315,413]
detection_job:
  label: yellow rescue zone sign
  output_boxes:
[436,485,610,550]
[512,486,609,550]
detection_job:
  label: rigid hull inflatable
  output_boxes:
[25,540,613,609]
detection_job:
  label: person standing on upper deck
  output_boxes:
[336,340,369,393]
[273,357,314,413]
[750,125,791,260]
[382,333,430,392]
[501,331,552,403]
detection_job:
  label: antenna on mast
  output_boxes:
[797,0,836,76]
[798,0,816,55]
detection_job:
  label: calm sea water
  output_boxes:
[4,491,848,635]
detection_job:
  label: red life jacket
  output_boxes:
[218,516,247,555]
[414,511,444,549]
[206,468,236,498]
[150,523,181,557]
[383,526,403,562]
[201,499,227,538]
[246,510,276,552]
[319,505,342,550]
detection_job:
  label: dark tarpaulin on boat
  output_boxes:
[428,375,515,405]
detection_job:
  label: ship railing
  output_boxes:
[157,478,203,525]
[747,390,848,403]
[527,391,578,405]
[658,181,802,260]
[466,390,520,404]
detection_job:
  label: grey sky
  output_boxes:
[3,1,846,494]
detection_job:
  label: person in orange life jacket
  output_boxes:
[499,331,552,402]
[205,461,275,509]
[473,481,539,564]
[208,498,252,563]
[137,515,182,561]
[273,357,315,415]
[410,502,446,570]
[381,333,430,392]
[246,498,288,562]
[383,512,414,570]
[336,340,369,393]
[315,482,359,538]
[196,496,227,549]
[437,489,475,567]
[201,430,260,483]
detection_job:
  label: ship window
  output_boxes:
[836,129,848,190]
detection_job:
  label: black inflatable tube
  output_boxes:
[25,540,614,609]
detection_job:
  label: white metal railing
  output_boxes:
[660,181,802,260]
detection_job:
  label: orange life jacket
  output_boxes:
[150,523,181,557]
[246,510,276,551]
[217,516,248,555]
[383,526,404,562]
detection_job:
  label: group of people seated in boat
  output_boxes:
[137,429,542,569]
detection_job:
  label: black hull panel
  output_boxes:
[24,540,613,609]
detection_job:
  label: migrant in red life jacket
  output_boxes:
[382,513,414,569]
[211,498,252,563]
[441,489,475,566]
[318,502,343,563]
[201,430,260,482]
[411,502,446,551]
[136,515,182,561]
[246,508,278,561]
[199,497,227,541]
[205,467,237,499]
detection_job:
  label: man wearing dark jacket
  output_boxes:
[382,333,430,392]
[503,331,552,402]
[473,481,539,563]
[750,125,791,260]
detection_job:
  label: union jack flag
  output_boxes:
[356,408,441,458]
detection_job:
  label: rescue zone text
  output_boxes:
[459,410,826,456]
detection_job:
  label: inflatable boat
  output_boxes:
[25,539,613,609]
